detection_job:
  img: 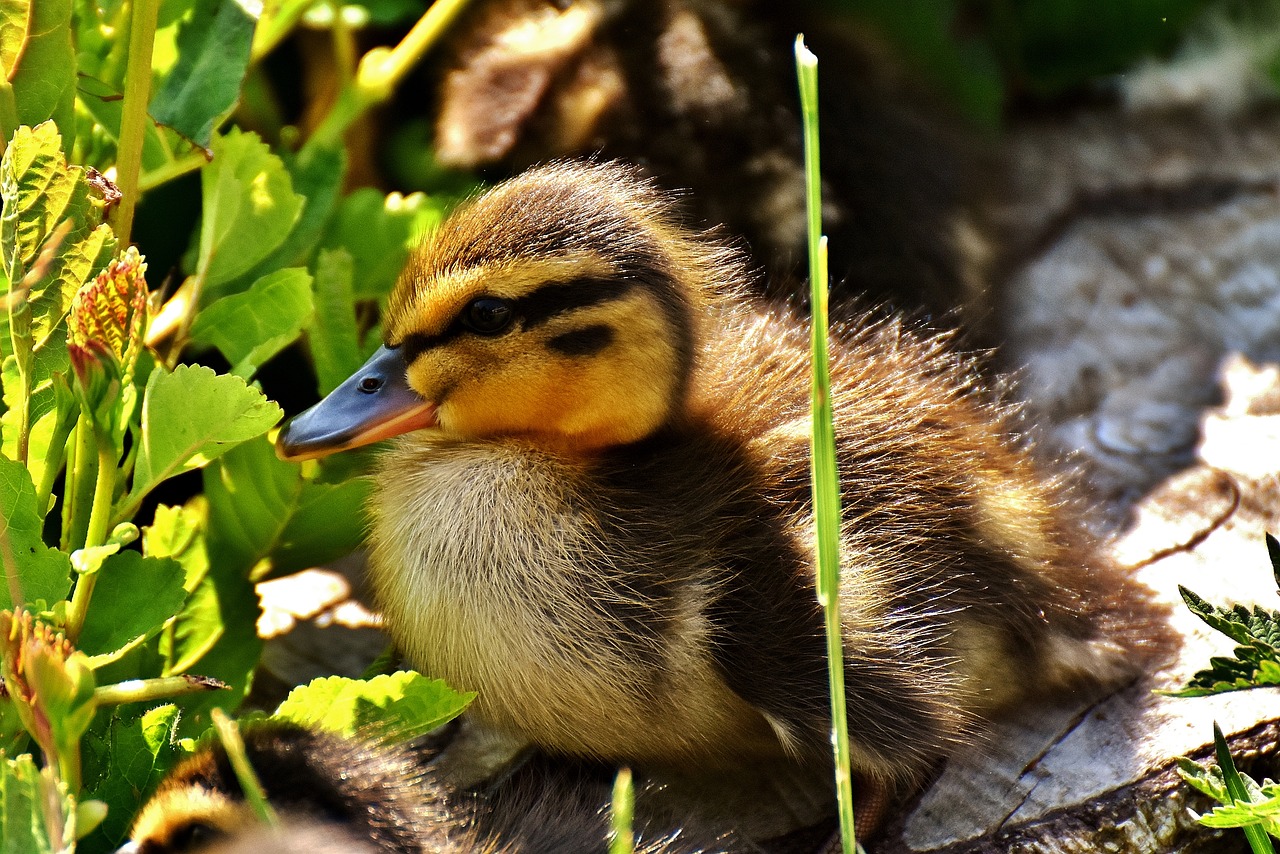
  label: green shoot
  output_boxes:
[609,767,636,854]
[796,34,857,854]
[211,708,280,829]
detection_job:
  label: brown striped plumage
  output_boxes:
[123,722,724,854]
[275,161,1164,834]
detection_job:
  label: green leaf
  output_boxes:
[1213,723,1279,853]
[143,501,211,592]
[195,127,304,294]
[81,704,181,851]
[204,434,302,577]
[321,187,441,300]
[1170,574,1280,697]
[122,364,282,515]
[309,247,363,395]
[0,122,117,349]
[227,142,348,291]
[148,501,260,736]
[274,672,473,741]
[0,0,77,148]
[149,0,255,149]
[204,434,371,578]
[77,551,186,660]
[189,267,314,379]
[0,753,73,854]
[271,476,371,575]
[0,455,72,609]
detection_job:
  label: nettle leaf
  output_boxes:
[1171,577,1280,697]
[0,122,117,348]
[189,267,314,379]
[0,0,76,147]
[82,704,181,851]
[204,434,371,578]
[309,247,362,395]
[0,455,72,609]
[123,364,282,514]
[195,127,304,294]
[274,672,474,742]
[77,551,186,661]
[150,0,255,150]
[0,753,73,854]
[321,187,442,301]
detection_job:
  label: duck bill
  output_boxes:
[276,345,438,462]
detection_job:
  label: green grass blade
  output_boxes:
[1215,723,1277,854]
[797,34,857,854]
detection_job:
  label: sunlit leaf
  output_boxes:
[194,127,303,294]
[122,365,282,515]
[189,267,313,379]
[274,672,473,741]
[77,551,186,661]
[0,753,73,854]
[0,0,77,148]
[0,455,72,609]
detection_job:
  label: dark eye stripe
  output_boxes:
[547,324,614,356]
[394,277,635,359]
[513,277,634,329]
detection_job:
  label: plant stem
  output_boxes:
[85,442,118,549]
[34,404,79,518]
[94,674,228,707]
[797,35,857,854]
[304,0,473,152]
[62,420,96,552]
[66,443,118,642]
[212,709,280,828]
[138,151,207,193]
[111,0,163,246]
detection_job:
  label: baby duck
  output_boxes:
[277,162,1155,801]
[122,721,721,854]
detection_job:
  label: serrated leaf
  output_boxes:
[149,0,254,149]
[0,454,71,608]
[309,247,362,395]
[81,704,181,851]
[0,753,73,854]
[195,127,304,293]
[77,551,186,660]
[1177,576,1280,695]
[189,267,313,379]
[274,672,473,741]
[321,188,441,300]
[122,364,282,515]
[0,122,118,349]
[0,0,76,148]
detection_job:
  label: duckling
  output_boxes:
[276,162,1160,810]
[122,721,725,853]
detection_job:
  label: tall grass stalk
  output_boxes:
[796,35,857,854]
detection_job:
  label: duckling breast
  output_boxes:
[368,434,786,765]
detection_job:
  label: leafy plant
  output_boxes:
[0,0,478,849]
[1174,534,1280,853]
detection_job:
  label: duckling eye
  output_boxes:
[461,298,514,335]
[359,376,383,393]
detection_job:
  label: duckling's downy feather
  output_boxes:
[342,161,1166,789]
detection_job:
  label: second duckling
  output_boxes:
[277,162,1162,805]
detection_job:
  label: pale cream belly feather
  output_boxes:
[368,435,784,765]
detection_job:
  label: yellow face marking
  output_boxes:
[129,784,255,849]
[387,253,615,341]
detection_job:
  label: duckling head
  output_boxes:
[279,162,739,460]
